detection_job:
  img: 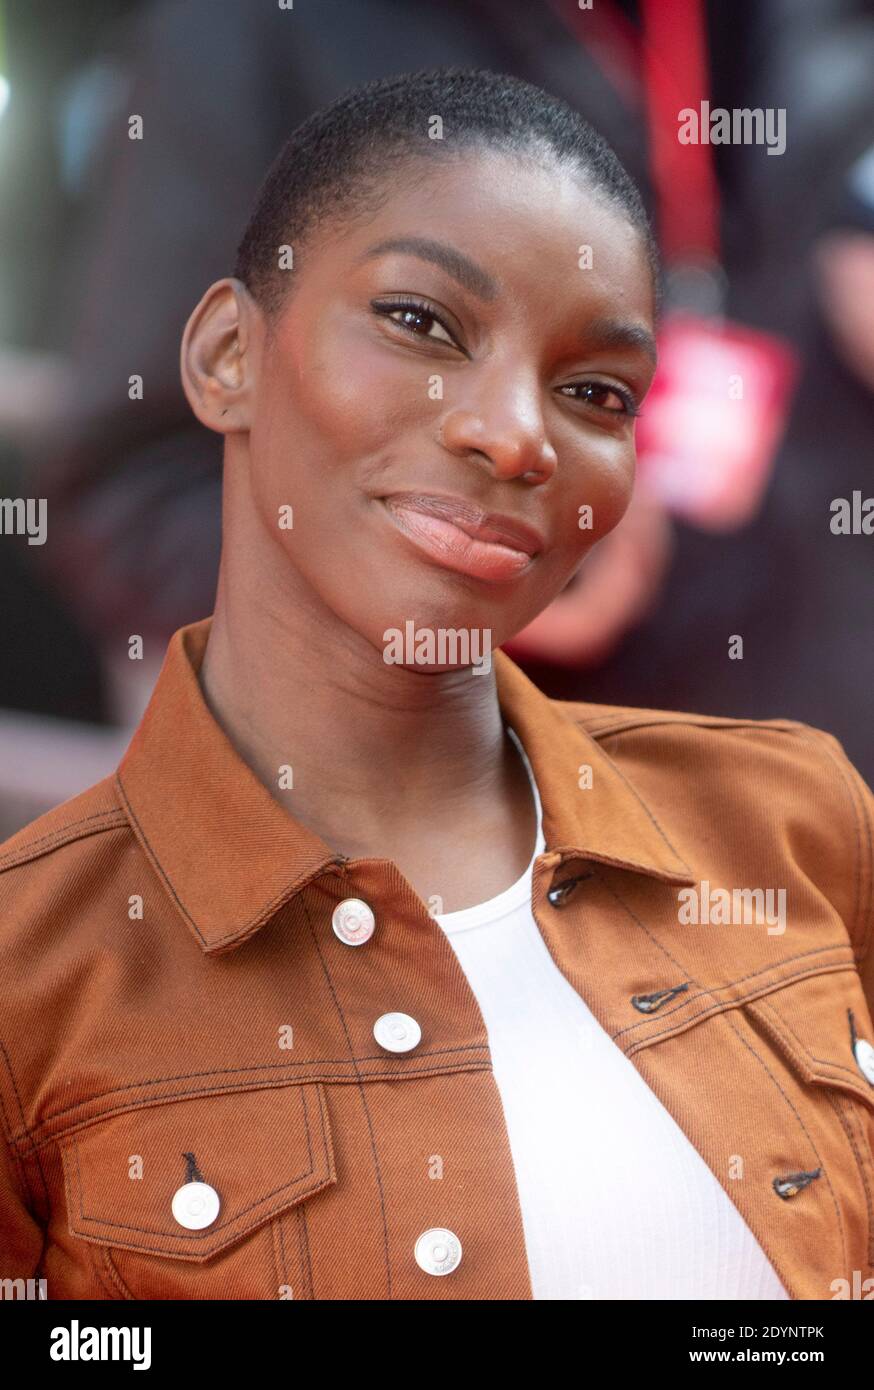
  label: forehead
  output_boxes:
[332,146,654,324]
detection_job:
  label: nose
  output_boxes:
[438,367,558,484]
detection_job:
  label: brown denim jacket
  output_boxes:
[1,616,873,1300]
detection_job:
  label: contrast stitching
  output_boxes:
[300,881,393,1300]
[0,1085,31,1200]
[70,1119,318,1236]
[12,1047,489,1141]
[298,1200,313,1300]
[758,995,874,1090]
[583,714,873,960]
[0,1077,51,1288]
[717,1006,848,1271]
[116,772,340,949]
[68,1174,337,1260]
[592,871,857,1053]
[19,1062,492,1153]
[0,1036,51,1216]
[593,871,696,1000]
[89,1247,122,1299]
[68,1082,330,1244]
[622,946,855,1033]
[269,1208,281,1297]
[0,810,127,870]
[100,1248,134,1301]
[826,1091,874,1268]
[114,773,209,946]
[612,941,855,1039]
[583,715,817,739]
[624,964,860,1051]
[275,1210,288,1298]
[589,867,839,1045]
[791,729,871,960]
[584,745,695,875]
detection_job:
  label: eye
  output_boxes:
[559,381,641,417]
[371,296,460,348]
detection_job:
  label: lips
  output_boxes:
[379,492,544,584]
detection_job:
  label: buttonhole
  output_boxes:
[773,1168,822,1200]
[631,982,690,1013]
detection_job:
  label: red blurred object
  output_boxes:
[501,484,675,669]
[635,313,799,531]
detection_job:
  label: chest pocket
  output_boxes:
[742,966,874,1264]
[57,1082,336,1299]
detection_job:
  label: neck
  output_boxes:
[197,471,521,862]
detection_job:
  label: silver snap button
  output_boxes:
[332,897,376,946]
[414,1227,462,1275]
[373,1011,422,1053]
[171,1180,221,1230]
[854,1037,874,1086]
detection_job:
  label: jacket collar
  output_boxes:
[116,617,696,954]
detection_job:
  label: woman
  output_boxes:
[1,68,873,1302]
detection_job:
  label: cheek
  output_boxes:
[268,312,413,464]
[554,436,636,553]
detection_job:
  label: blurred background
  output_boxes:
[0,0,873,837]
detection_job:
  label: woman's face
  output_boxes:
[245,147,657,660]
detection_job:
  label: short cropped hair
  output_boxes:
[233,65,659,319]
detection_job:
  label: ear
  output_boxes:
[180,277,261,434]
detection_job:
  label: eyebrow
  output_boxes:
[357,236,500,302]
[585,316,658,368]
[358,236,658,365]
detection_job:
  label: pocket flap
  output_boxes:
[59,1082,335,1260]
[745,967,874,1111]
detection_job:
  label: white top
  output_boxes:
[433,724,790,1301]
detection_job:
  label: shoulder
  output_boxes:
[555,697,874,958]
[0,774,128,871]
[562,696,865,793]
[559,695,873,831]
[0,775,132,935]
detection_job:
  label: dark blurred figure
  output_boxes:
[0,0,144,720]
[24,0,874,775]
